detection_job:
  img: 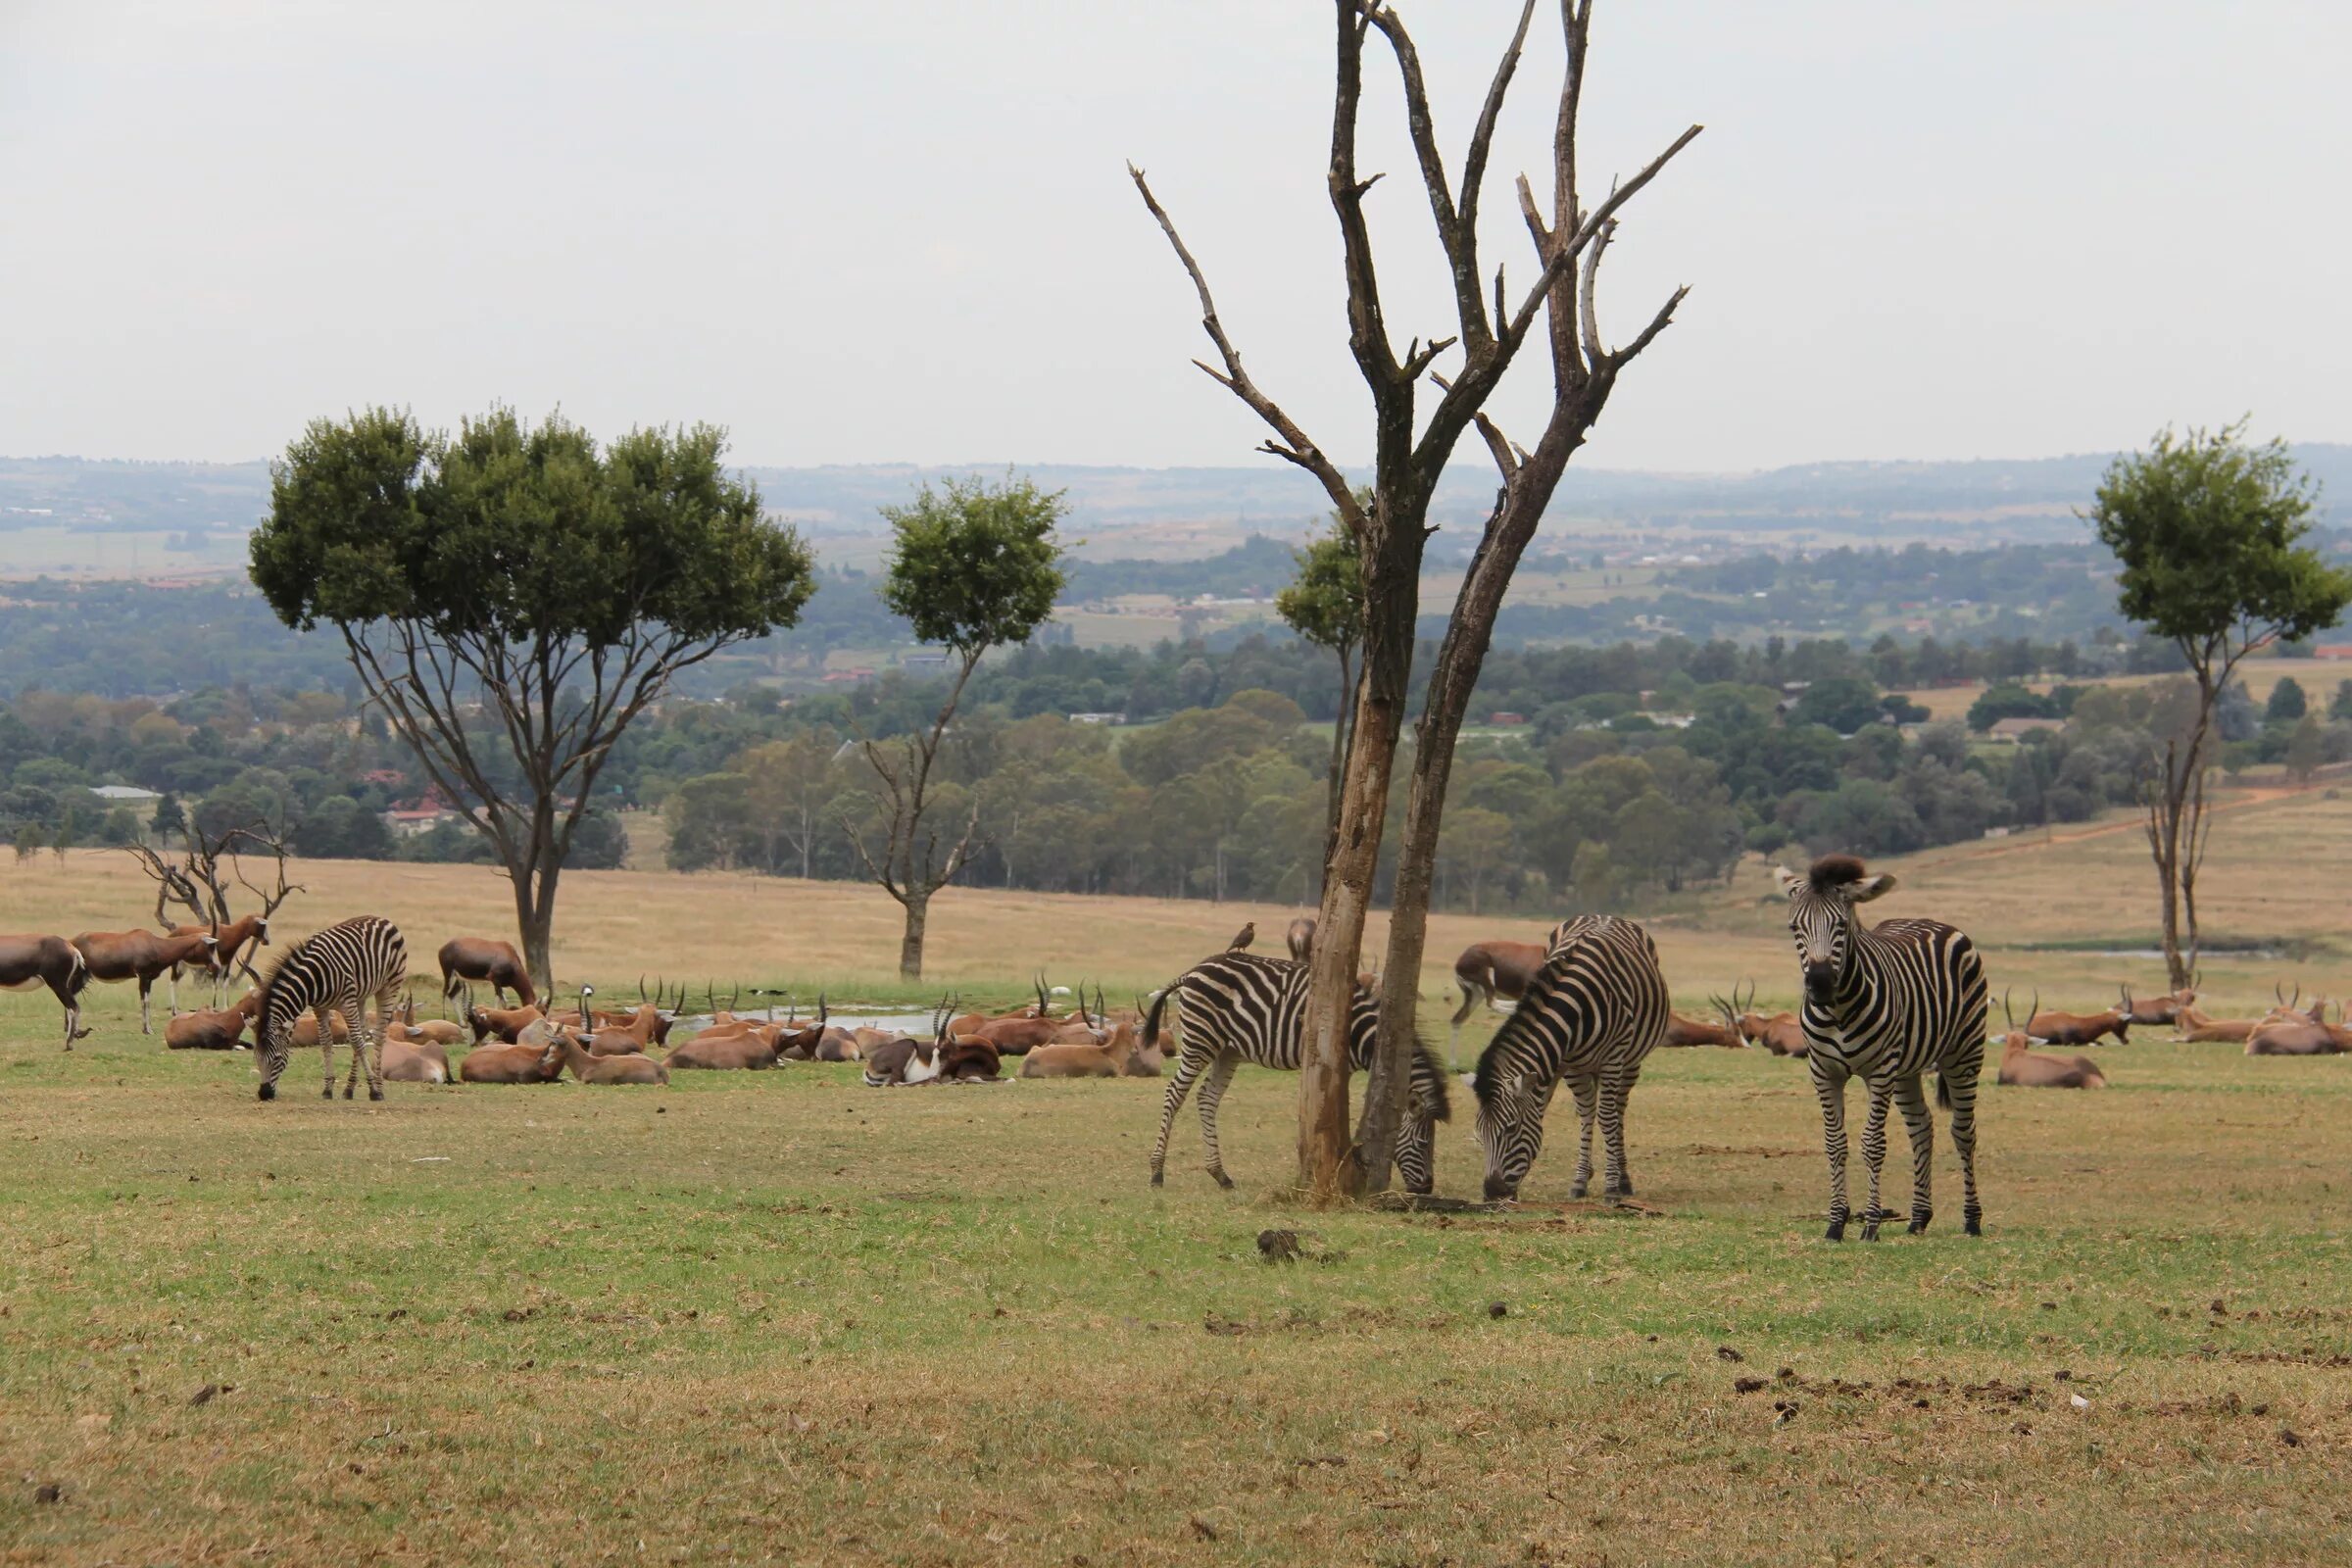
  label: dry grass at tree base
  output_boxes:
[4,798,2352,1562]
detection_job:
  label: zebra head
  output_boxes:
[1470,1009,1556,1201]
[1774,855,1896,1005]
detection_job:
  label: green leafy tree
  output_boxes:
[846,474,1066,978]
[2265,675,2307,723]
[2088,421,2352,987]
[148,791,186,848]
[1277,502,1366,868]
[251,406,814,986]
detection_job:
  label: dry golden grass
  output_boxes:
[1893,654,2348,723]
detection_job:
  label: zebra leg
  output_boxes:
[1948,1059,1984,1237]
[1810,1059,1851,1240]
[318,1005,338,1099]
[1567,1076,1599,1200]
[1892,1074,1937,1234]
[1150,1045,1213,1186]
[364,986,391,1101]
[1600,1068,1638,1201]
[1195,1051,1245,1189]
[1858,1077,1894,1241]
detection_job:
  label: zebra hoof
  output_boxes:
[1964,1212,1984,1237]
[257,1083,275,1102]
[369,1090,385,1102]
[1150,1171,1164,1188]
[1860,1218,1883,1242]
[1618,1178,1637,1198]
[1824,1217,1846,1242]
[1569,1184,1590,1200]
[1907,1212,1932,1236]
[1211,1170,1236,1191]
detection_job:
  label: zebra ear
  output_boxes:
[1852,873,1898,903]
[1772,866,1803,897]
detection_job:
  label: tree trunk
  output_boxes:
[514,852,559,998]
[899,890,929,981]
[1321,646,1355,884]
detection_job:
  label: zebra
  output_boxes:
[253,915,411,1102]
[1143,951,1451,1193]
[1470,914,1669,1203]
[1774,854,1989,1242]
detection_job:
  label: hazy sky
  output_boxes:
[4,1,2346,472]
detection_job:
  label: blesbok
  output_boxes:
[458,1041,564,1084]
[1714,981,1807,1057]
[1663,1008,1744,1049]
[862,1035,943,1087]
[131,826,300,1006]
[2175,1004,2262,1044]
[437,937,538,1011]
[540,1028,667,1086]
[1285,917,1316,962]
[166,991,260,1052]
[289,1008,353,1050]
[2026,989,2132,1048]
[73,927,219,1035]
[2121,985,2197,1028]
[467,1001,543,1044]
[380,1035,453,1084]
[668,1017,793,1070]
[947,977,1057,1038]
[1022,1021,1146,1079]
[1446,938,1550,1067]
[2244,1003,2351,1056]
[0,933,91,1050]
[572,986,663,1056]
[941,1036,1004,1082]
[1995,991,2108,1088]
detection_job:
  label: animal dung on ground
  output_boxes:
[1256,1228,1301,1263]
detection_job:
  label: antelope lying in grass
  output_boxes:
[540,1028,667,1085]
[1663,1008,1744,1048]
[2025,988,2132,1047]
[458,1041,564,1084]
[1713,981,1807,1057]
[381,1035,453,1083]
[2175,1004,2262,1043]
[166,991,261,1051]
[1995,991,2108,1088]
[2121,985,2196,1028]
[2245,991,2352,1055]
[1021,1021,1150,1078]
[468,1001,543,1044]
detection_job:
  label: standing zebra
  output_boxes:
[1471,914,1669,1202]
[1775,855,1988,1241]
[1144,951,1450,1193]
[254,915,411,1102]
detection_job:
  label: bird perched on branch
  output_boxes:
[1228,921,1255,952]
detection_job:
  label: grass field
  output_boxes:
[5,798,2352,1563]
[1893,655,2350,724]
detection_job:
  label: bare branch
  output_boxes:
[1128,163,1363,529]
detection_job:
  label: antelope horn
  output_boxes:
[2028,988,2039,1030]
[816,991,827,1026]
[2001,987,2014,1029]
[638,973,647,1003]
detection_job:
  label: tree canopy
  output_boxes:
[879,474,1066,656]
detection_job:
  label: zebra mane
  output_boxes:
[1808,854,1869,892]
[252,938,304,1019]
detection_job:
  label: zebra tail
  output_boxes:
[1141,985,1175,1054]
[1936,1070,1953,1109]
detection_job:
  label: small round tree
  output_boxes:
[252,407,815,987]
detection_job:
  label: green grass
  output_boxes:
[5,981,2352,1564]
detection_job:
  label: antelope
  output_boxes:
[2025,988,2132,1048]
[72,927,219,1035]
[1995,991,2108,1088]
[1663,1007,1745,1049]
[1286,916,1316,962]
[458,1041,564,1084]
[0,933,91,1049]
[2245,998,2352,1055]
[389,997,467,1047]
[468,1001,543,1044]
[290,1008,353,1050]
[380,1035,453,1084]
[165,911,271,1010]
[1715,981,1807,1057]
[2121,985,2197,1028]
[437,937,538,1011]
[669,1017,794,1070]
[2175,1004,2262,1044]
[1446,939,1549,1067]
[165,990,260,1052]
[151,837,299,1007]
[572,986,662,1056]
[540,1028,667,1086]
[1022,1021,1146,1079]
[947,977,1056,1038]
[940,1036,1004,1082]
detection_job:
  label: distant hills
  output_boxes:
[5,446,2347,568]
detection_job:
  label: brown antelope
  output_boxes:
[1663,1008,1745,1049]
[1022,1021,1146,1079]
[1994,990,2109,1088]
[567,986,664,1055]
[166,990,260,1052]
[165,911,271,1009]
[2026,988,2132,1048]
[437,937,538,1010]
[2175,1004,2262,1044]
[73,927,219,1035]
[940,1036,1004,1082]
[1285,916,1316,962]
[668,1017,795,1070]
[1715,980,1808,1057]
[290,1008,353,1050]
[468,1001,543,1044]
[2245,1004,2351,1055]
[380,1035,454,1084]
[1446,939,1549,1066]
[2121,985,2197,1028]
[540,1028,667,1085]
[458,1041,564,1084]
[862,1035,943,1087]
[0,933,91,1049]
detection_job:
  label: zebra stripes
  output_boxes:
[255,915,411,1102]
[1144,951,1451,1193]
[1470,914,1669,1202]
[1776,856,1988,1241]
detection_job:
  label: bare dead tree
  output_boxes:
[1133,0,1699,1197]
[126,820,303,1002]
[1358,3,1696,1190]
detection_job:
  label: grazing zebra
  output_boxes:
[1471,914,1669,1202]
[1143,951,1450,1193]
[1775,855,1989,1242]
[254,915,410,1102]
